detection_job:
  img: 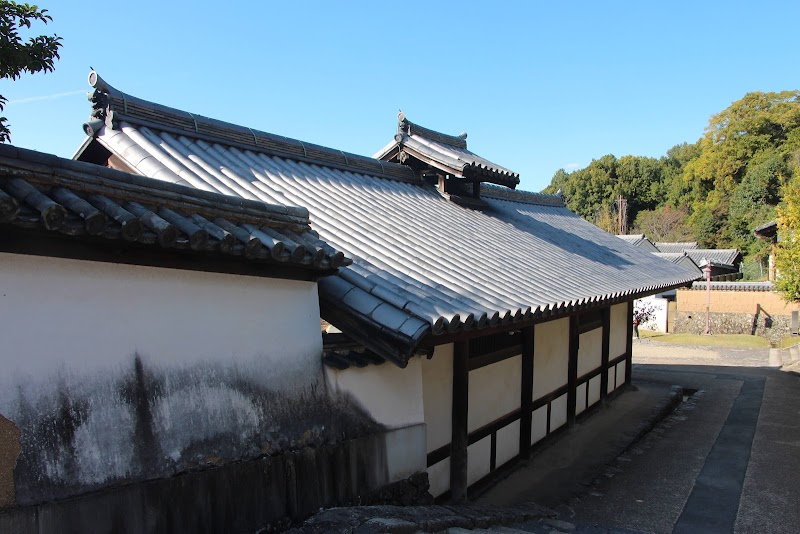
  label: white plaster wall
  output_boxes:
[637,295,668,332]
[588,375,601,407]
[427,458,450,498]
[576,384,586,415]
[0,253,326,502]
[577,328,603,377]
[533,318,569,399]
[325,355,424,429]
[467,435,491,485]
[422,344,453,453]
[531,405,547,445]
[468,355,521,432]
[609,303,629,359]
[0,253,321,387]
[383,424,426,482]
[496,420,520,468]
[607,367,616,394]
[616,361,627,390]
[550,393,568,431]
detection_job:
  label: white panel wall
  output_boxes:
[577,328,603,377]
[496,419,520,467]
[550,393,568,431]
[325,356,425,429]
[467,435,491,485]
[610,303,629,359]
[588,375,602,406]
[427,458,450,498]
[616,361,627,389]
[533,318,569,399]
[422,344,453,453]
[531,405,547,444]
[468,355,522,432]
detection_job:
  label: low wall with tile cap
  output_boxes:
[0,252,379,506]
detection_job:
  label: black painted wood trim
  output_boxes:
[450,340,469,503]
[601,307,610,399]
[567,315,579,426]
[468,345,521,371]
[625,301,634,384]
[519,326,534,459]
[490,432,497,471]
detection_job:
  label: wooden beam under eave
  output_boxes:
[600,307,610,400]
[625,301,634,385]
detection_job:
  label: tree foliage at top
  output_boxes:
[543,90,800,279]
[776,169,800,302]
[0,1,62,142]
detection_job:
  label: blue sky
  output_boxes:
[2,1,798,192]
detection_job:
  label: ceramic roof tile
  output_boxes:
[0,144,348,272]
[374,113,520,188]
[77,73,700,366]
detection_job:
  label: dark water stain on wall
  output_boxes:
[10,354,382,505]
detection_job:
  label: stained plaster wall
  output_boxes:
[0,253,372,506]
[422,344,453,498]
[324,357,427,483]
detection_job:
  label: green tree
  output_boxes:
[0,1,62,142]
[776,171,800,302]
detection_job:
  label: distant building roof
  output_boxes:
[374,113,520,189]
[684,248,742,269]
[74,72,699,367]
[653,252,702,276]
[753,220,778,240]
[615,234,659,252]
[655,242,699,253]
[0,144,347,277]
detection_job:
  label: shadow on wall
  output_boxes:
[6,354,381,506]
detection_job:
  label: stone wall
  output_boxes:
[674,312,791,345]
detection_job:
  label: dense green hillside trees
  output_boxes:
[543,90,800,279]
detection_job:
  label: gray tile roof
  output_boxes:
[0,144,347,272]
[77,73,700,366]
[684,248,742,268]
[615,234,659,252]
[374,113,520,188]
[653,252,702,276]
[655,242,699,253]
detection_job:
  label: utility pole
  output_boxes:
[617,195,628,235]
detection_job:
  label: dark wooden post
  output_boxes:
[600,307,610,400]
[567,316,579,427]
[450,340,469,503]
[519,326,534,459]
[625,301,634,385]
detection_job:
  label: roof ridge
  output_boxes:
[397,112,468,149]
[86,71,419,185]
[479,184,565,207]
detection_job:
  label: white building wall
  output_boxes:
[533,318,569,399]
[609,303,629,359]
[468,355,521,432]
[637,295,668,333]
[325,356,425,429]
[0,252,327,504]
[577,328,603,377]
[422,344,453,453]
